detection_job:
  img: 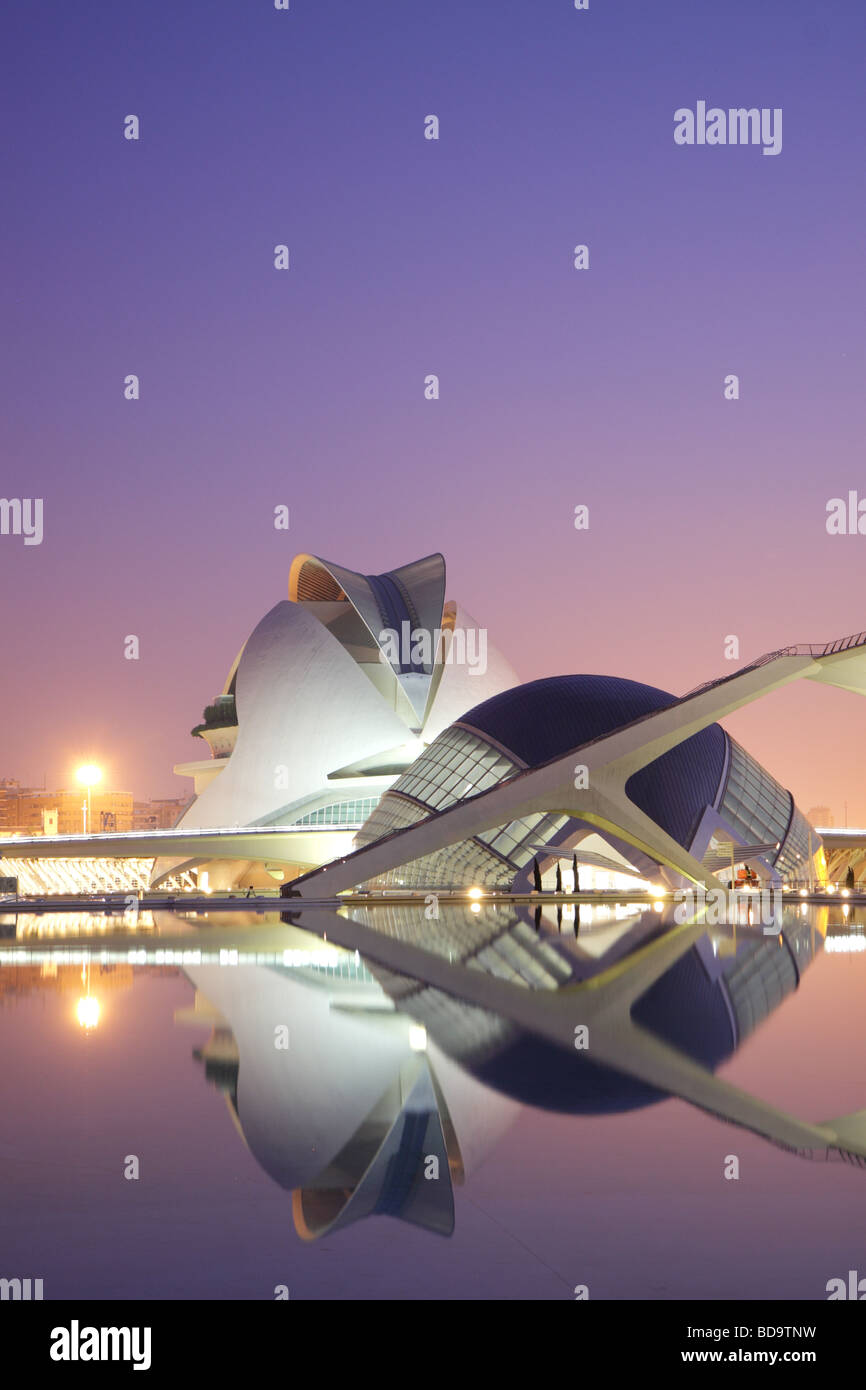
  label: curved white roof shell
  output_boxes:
[160,551,519,880]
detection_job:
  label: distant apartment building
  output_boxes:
[0,780,134,835]
[807,806,834,828]
[132,797,193,831]
[0,781,193,838]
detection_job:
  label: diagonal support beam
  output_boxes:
[290,651,825,896]
[285,904,866,1159]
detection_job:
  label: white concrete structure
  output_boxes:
[155,552,518,887]
[178,950,521,1239]
[289,631,866,897]
[0,552,517,894]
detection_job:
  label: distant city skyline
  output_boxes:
[0,778,191,836]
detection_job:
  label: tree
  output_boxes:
[533,857,542,892]
[572,853,580,894]
[555,862,563,893]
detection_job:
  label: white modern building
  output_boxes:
[153,551,518,889]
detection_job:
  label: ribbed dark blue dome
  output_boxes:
[469,945,735,1114]
[458,673,727,851]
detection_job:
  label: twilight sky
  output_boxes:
[2,0,865,815]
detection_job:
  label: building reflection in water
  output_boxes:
[170,898,864,1243]
[177,936,522,1240]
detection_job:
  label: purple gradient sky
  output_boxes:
[2,1,864,812]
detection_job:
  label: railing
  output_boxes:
[780,878,861,892]
[683,630,866,699]
[0,824,349,847]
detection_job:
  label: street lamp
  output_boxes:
[76,764,102,834]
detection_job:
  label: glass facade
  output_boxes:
[719,740,792,858]
[718,740,821,881]
[360,808,569,889]
[353,904,574,989]
[722,921,809,1041]
[477,812,569,870]
[293,796,381,827]
[388,724,521,812]
[373,836,512,890]
[355,723,568,889]
[776,807,815,882]
[354,792,429,846]
[356,724,522,852]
